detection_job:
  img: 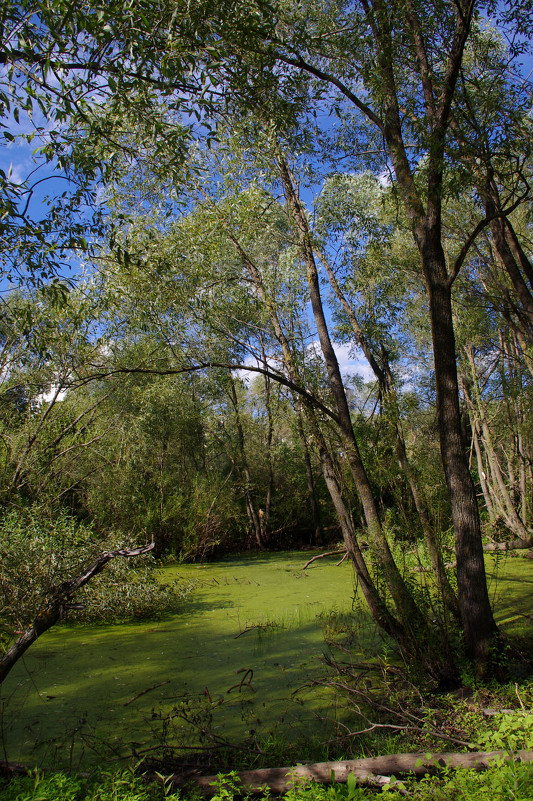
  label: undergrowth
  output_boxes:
[1,762,533,801]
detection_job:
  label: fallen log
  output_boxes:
[302,550,347,569]
[167,750,533,795]
[483,537,533,551]
[0,760,27,778]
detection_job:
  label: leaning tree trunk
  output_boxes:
[278,153,428,638]
[318,246,460,623]
[462,347,530,542]
[295,407,324,545]
[0,543,154,685]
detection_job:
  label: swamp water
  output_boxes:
[0,552,366,769]
[1,551,531,770]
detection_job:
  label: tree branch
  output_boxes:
[0,542,154,685]
[80,362,341,426]
[275,53,384,131]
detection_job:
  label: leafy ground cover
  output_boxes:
[2,761,533,801]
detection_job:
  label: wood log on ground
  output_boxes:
[483,537,533,551]
[167,750,533,794]
[0,760,27,778]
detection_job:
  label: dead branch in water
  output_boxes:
[234,623,277,638]
[124,679,171,706]
[302,550,347,569]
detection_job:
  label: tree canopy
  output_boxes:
[1,0,533,678]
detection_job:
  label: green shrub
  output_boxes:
[0,506,194,652]
[0,770,178,800]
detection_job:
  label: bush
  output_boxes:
[0,770,179,800]
[0,506,194,652]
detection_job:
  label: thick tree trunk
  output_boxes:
[425,260,498,665]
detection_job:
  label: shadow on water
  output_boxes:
[486,554,533,631]
[2,551,530,769]
[0,552,363,769]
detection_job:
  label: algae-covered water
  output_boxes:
[0,551,531,770]
[0,552,363,769]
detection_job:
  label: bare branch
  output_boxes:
[302,550,347,569]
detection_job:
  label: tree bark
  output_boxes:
[425,265,498,664]
[169,750,533,795]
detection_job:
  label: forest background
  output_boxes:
[1,0,533,705]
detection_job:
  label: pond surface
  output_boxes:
[1,552,363,769]
[1,550,531,770]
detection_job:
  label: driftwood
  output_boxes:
[0,542,154,685]
[168,750,533,795]
[302,550,347,569]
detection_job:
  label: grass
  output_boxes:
[2,761,533,801]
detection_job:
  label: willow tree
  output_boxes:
[10,0,533,672]
[240,0,513,667]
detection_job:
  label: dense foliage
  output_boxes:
[2,0,533,685]
[0,506,192,650]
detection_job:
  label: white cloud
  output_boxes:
[34,384,67,406]
[235,341,375,389]
[332,342,375,382]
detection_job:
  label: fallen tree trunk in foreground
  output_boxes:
[169,750,533,794]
